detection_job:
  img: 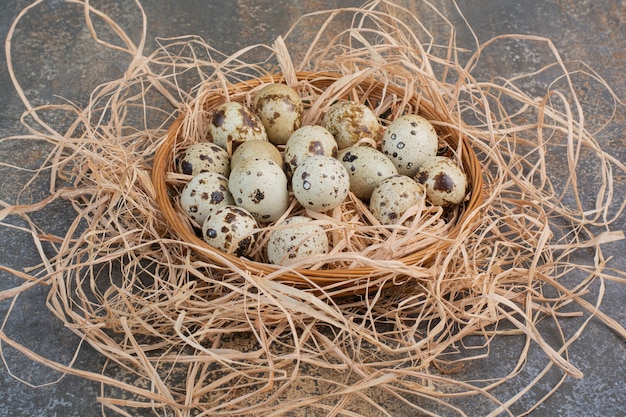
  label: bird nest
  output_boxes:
[152,70,484,297]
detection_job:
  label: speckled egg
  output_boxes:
[284,125,338,177]
[202,205,257,256]
[369,175,425,225]
[176,142,231,177]
[267,216,329,265]
[292,155,350,213]
[180,172,234,226]
[208,101,267,152]
[337,145,398,201]
[322,101,381,149]
[416,156,468,207]
[230,140,283,171]
[381,114,438,177]
[253,83,303,145]
[229,158,289,222]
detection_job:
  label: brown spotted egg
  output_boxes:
[381,114,438,177]
[253,83,303,145]
[369,175,425,225]
[284,125,338,177]
[176,142,231,177]
[322,101,381,149]
[229,158,289,222]
[267,216,329,266]
[208,101,267,152]
[416,156,468,206]
[180,172,234,226]
[230,140,283,172]
[202,205,257,256]
[337,145,398,201]
[292,155,350,213]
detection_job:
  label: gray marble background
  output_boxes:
[1,1,625,416]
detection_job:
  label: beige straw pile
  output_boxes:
[1,1,625,416]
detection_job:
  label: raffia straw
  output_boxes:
[2,0,626,416]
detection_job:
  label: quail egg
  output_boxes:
[322,101,381,149]
[202,205,257,256]
[381,114,438,177]
[176,142,231,177]
[267,216,329,265]
[369,175,425,225]
[337,145,398,201]
[229,158,289,222]
[284,125,338,177]
[180,172,234,226]
[253,83,303,145]
[292,155,350,213]
[208,101,267,152]
[230,140,283,172]
[415,156,468,206]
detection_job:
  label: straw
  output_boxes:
[1,0,625,416]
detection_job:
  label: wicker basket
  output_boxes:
[152,71,484,295]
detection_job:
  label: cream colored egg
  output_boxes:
[381,114,438,177]
[415,156,468,206]
[253,83,303,145]
[292,155,350,213]
[369,175,425,225]
[229,158,289,222]
[208,101,267,152]
[337,145,398,201]
[284,125,338,177]
[176,142,231,177]
[180,172,234,226]
[267,216,329,265]
[322,101,381,149]
[202,205,257,256]
[230,140,283,171]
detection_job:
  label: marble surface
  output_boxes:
[1,1,624,416]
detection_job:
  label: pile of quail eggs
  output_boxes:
[174,83,468,266]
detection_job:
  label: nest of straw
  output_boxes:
[2,1,625,416]
[152,70,484,296]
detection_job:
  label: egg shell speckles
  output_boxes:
[176,142,231,177]
[253,83,303,145]
[416,156,468,206]
[322,101,382,149]
[208,102,267,152]
[267,216,329,266]
[180,172,234,226]
[369,175,425,225]
[292,155,350,213]
[229,158,289,222]
[337,145,398,201]
[284,125,338,177]
[231,140,283,172]
[202,205,257,256]
[381,114,438,177]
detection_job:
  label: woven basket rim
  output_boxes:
[151,71,485,292]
